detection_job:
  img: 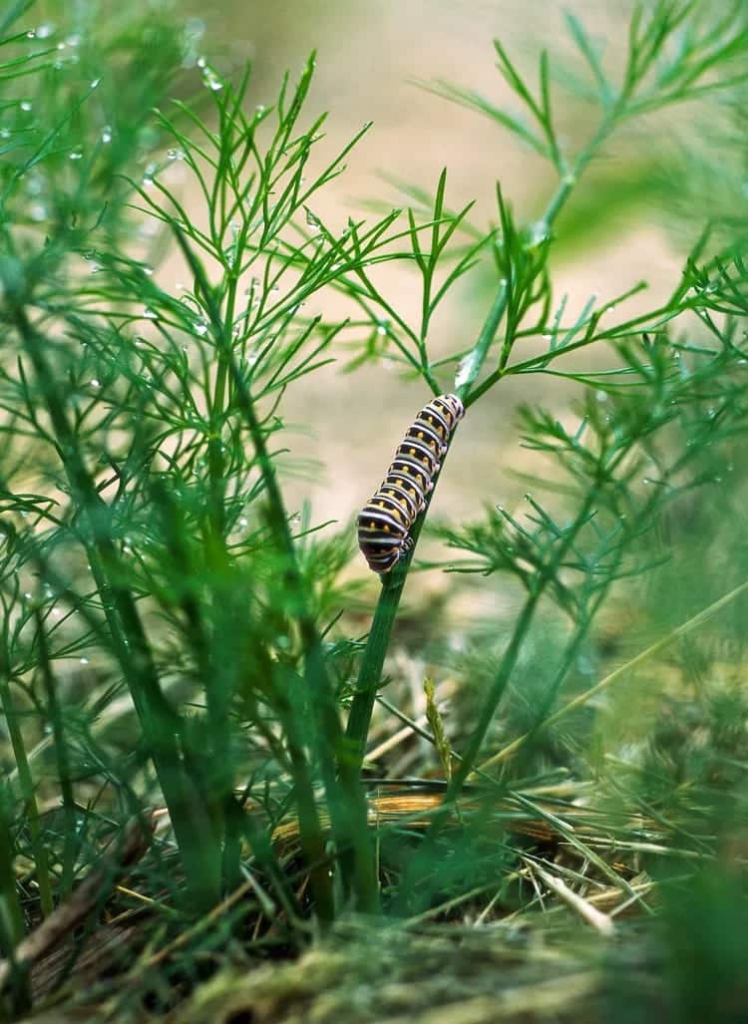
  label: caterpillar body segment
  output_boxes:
[357,393,465,574]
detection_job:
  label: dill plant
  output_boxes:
[0,0,746,1017]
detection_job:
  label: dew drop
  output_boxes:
[36,23,54,38]
[69,147,83,161]
[530,220,549,245]
[90,378,101,389]
[101,124,112,143]
[80,656,89,665]
[202,68,223,91]
[20,101,32,112]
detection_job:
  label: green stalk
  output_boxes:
[174,229,377,915]
[442,487,598,804]
[0,811,24,948]
[338,406,468,903]
[10,304,222,912]
[343,271,508,772]
[342,131,581,774]
[285,734,335,923]
[390,491,602,908]
[454,73,637,404]
[343,46,653,787]
[0,799,31,1016]
[0,672,53,919]
[339,60,646,908]
[444,588,542,798]
[478,522,634,776]
[204,268,244,893]
[454,280,509,402]
[344,570,406,767]
[35,608,77,897]
[343,407,468,771]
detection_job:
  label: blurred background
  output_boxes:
[171,0,690,568]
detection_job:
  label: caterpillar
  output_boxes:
[357,393,465,574]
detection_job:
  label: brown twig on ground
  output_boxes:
[0,814,153,993]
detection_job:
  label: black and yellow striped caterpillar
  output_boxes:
[357,393,465,573]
